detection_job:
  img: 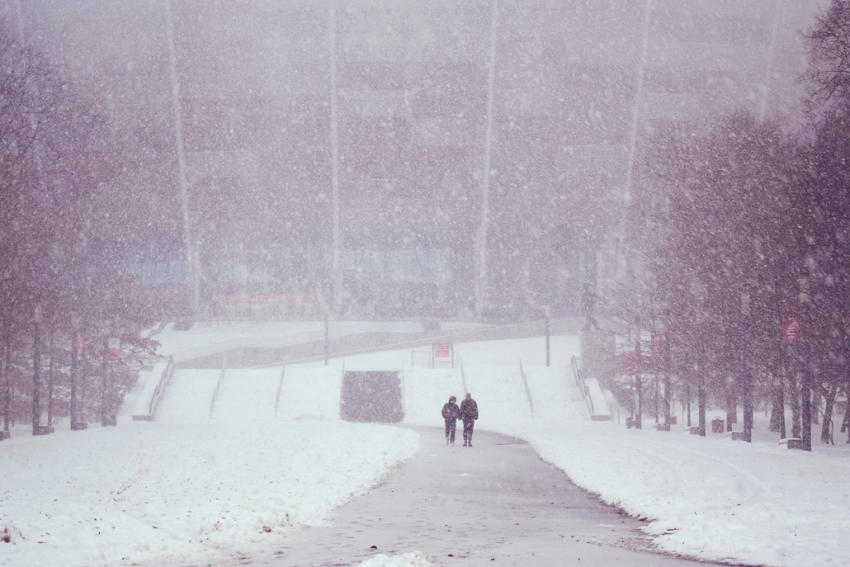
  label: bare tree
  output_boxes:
[805,0,850,117]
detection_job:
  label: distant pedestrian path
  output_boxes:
[225,427,719,567]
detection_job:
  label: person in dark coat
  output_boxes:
[460,392,479,447]
[441,395,462,445]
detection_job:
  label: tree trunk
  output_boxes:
[685,364,692,427]
[790,364,801,440]
[2,317,10,433]
[776,346,790,439]
[726,389,736,431]
[32,317,41,433]
[664,334,671,429]
[821,384,836,445]
[47,320,55,426]
[70,326,79,427]
[742,369,753,442]
[811,390,820,425]
[844,369,850,444]
[635,329,642,429]
[769,378,784,432]
[698,343,706,436]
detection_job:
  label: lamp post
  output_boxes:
[163,0,199,318]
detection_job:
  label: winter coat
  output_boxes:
[442,402,461,421]
[460,398,478,421]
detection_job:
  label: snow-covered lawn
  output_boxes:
[0,420,419,567]
[510,418,850,567]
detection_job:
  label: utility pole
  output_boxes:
[164,0,199,318]
[329,0,342,314]
[476,0,499,315]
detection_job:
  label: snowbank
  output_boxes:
[0,421,419,567]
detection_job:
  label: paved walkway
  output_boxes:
[228,427,716,567]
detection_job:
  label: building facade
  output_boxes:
[5,0,822,319]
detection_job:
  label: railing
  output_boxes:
[519,360,534,417]
[210,364,227,419]
[460,359,468,394]
[146,356,174,420]
[570,355,595,418]
[274,364,286,418]
[176,317,585,369]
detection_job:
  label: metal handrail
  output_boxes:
[519,360,534,417]
[274,364,286,418]
[570,355,595,417]
[209,359,227,419]
[147,356,174,418]
[460,359,468,394]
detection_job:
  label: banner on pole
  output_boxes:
[781,306,801,344]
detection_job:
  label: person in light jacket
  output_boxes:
[460,393,479,447]
[441,395,462,445]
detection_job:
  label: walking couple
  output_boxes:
[441,393,478,447]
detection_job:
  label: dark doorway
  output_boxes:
[340,371,404,423]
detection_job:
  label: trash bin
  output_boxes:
[711,418,724,433]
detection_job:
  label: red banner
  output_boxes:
[108,337,121,361]
[781,306,801,344]
[650,333,665,360]
[623,351,636,375]
[75,331,85,357]
[432,343,452,359]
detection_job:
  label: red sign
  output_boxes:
[623,351,636,375]
[108,337,121,361]
[432,343,452,359]
[781,306,801,344]
[75,331,85,357]
[650,333,665,360]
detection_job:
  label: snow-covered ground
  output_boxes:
[2,320,849,567]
